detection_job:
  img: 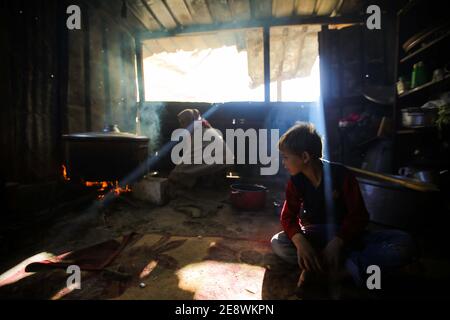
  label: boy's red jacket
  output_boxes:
[280,161,369,244]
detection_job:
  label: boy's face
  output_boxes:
[281,150,304,176]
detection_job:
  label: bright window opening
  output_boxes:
[141,25,320,103]
[143,45,264,102]
[270,56,320,102]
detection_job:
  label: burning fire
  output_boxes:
[85,181,109,190]
[61,164,131,199]
[62,165,70,181]
[84,180,131,199]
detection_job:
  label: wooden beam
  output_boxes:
[101,20,112,125]
[82,2,92,131]
[135,36,145,135]
[56,0,69,135]
[161,0,182,26]
[138,14,364,39]
[273,0,296,17]
[228,0,251,21]
[165,0,194,25]
[315,0,340,16]
[207,0,233,23]
[143,0,178,29]
[252,0,272,19]
[184,0,213,24]
[140,0,165,29]
[296,0,316,16]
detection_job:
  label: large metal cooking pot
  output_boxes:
[356,175,441,231]
[230,183,267,211]
[62,125,149,181]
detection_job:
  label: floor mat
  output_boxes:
[108,233,300,300]
[0,233,300,300]
[0,233,137,298]
[24,233,137,273]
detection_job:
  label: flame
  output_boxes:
[85,181,109,190]
[61,165,131,200]
[113,182,132,196]
[62,165,70,181]
[83,180,131,199]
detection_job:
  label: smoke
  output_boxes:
[139,102,164,153]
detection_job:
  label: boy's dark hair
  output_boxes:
[278,122,323,159]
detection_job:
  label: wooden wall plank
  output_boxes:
[207,0,233,23]
[273,0,295,17]
[144,0,178,29]
[185,0,213,24]
[252,0,272,19]
[128,0,162,30]
[166,0,194,25]
[296,0,316,16]
[315,0,339,16]
[338,0,364,15]
[229,0,251,21]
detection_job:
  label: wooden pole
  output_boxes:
[346,165,439,192]
[135,36,145,135]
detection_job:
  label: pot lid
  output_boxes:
[62,131,149,141]
[231,183,267,192]
[363,84,395,105]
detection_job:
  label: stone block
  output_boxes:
[132,176,169,205]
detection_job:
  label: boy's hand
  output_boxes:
[322,237,344,271]
[292,233,323,273]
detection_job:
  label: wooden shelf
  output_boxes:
[400,31,450,64]
[398,74,450,99]
[396,130,415,135]
[356,136,381,148]
[327,95,367,105]
[396,126,437,134]
[398,0,421,16]
[393,0,450,171]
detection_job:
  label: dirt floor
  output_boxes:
[1,177,450,300]
[0,178,295,299]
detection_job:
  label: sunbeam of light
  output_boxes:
[0,252,56,288]
[176,260,266,300]
[311,64,338,239]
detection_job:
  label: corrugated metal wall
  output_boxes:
[0,0,139,183]
[0,0,65,183]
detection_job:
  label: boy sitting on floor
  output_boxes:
[271,122,416,297]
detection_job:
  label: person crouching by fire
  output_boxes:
[168,108,233,190]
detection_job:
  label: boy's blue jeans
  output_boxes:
[271,225,416,287]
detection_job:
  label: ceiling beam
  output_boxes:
[140,0,165,29]
[138,14,365,39]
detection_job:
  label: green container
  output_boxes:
[411,61,427,88]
